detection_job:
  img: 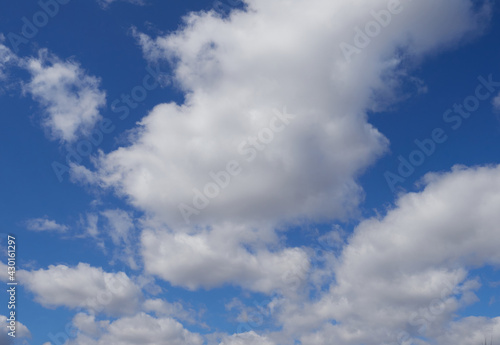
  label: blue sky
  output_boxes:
[1,0,500,344]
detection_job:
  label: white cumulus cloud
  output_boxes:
[18,263,142,316]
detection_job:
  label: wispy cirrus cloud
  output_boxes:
[96,0,146,9]
[0,40,16,81]
[25,217,68,233]
[493,92,500,110]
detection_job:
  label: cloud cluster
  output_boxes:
[135,170,500,344]
[75,0,492,299]
[90,0,490,230]
[271,165,500,344]
[23,50,106,143]
[6,0,499,344]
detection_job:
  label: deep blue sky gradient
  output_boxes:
[1,1,499,344]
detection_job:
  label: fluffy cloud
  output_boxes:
[91,0,490,229]
[24,50,106,142]
[18,263,142,316]
[25,216,68,232]
[271,165,500,345]
[65,312,203,345]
